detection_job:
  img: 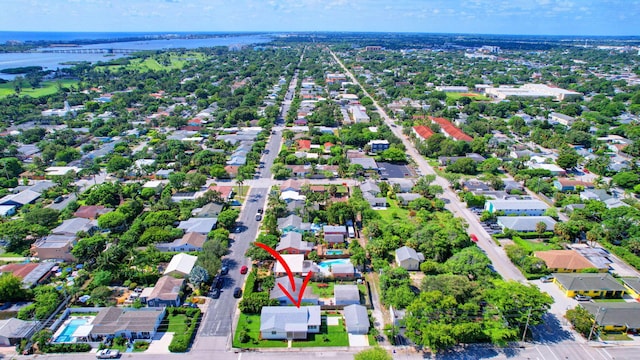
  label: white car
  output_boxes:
[96,349,120,359]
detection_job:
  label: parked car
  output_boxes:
[233,287,243,298]
[220,266,229,275]
[574,294,592,301]
[257,208,264,214]
[210,288,221,299]
[53,196,65,203]
[96,349,120,359]
[255,214,262,221]
[212,276,224,289]
[240,265,248,274]
[470,234,479,242]
[540,275,554,283]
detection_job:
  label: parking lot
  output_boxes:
[378,161,413,179]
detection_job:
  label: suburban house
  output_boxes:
[0,205,16,217]
[395,246,424,271]
[323,225,348,237]
[330,262,356,280]
[30,234,77,261]
[141,276,184,307]
[51,218,98,236]
[280,190,306,202]
[497,216,557,233]
[363,191,387,208]
[334,285,360,306]
[156,232,206,252]
[89,307,166,341]
[163,253,198,277]
[270,277,319,305]
[397,193,423,206]
[0,318,37,346]
[73,205,113,220]
[484,199,549,216]
[194,202,225,218]
[343,304,370,335]
[534,250,606,273]
[141,180,165,194]
[553,178,595,192]
[581,302,640,334]
[621,277,640,301]
[438,153,485,166]
[550,112,576,126]
[278,215,311,234]
[367,139,390,153]
[0,262,55,288]
[177,217,217,235]
[324,233,345,246]
[412,125,435,142]
[260,306,321,340]
[0,189,41,208]
[274,254,317,277]
[553,273,627,299]
[276,232,315,255]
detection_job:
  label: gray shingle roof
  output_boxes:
[553,273,626,292]
[497,216,557,232]
[395,246,423,262]
[91,307,165,335]
[51,218,97,236]
[260,306,321,332]
[334,285,359,303]
[343,304,369,332]
[276,232,314,252]
[582,302,640,329]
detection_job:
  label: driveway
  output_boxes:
[347,334,369,347]
[146,332,173,354]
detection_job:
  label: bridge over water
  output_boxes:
[33,48,139,54]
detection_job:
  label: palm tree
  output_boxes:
[236,174,245,198]
[536,221,547,241]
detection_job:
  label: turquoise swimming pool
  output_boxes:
[317,258,351,270]
[326,249,344,255]
[54,318,90,343]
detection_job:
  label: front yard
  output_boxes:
[233,313,349,348]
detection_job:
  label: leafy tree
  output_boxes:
[612,171,640,189]
[354,347,392,360]
[97,211,128,233]
[478,158,502,174]
[238,292,279,314]
[106,155,132,173]
[185,172,207,190]
[142,210,178,228]
[90,286,113,306]
[0,219,48,253]
[379,147,407,163]
[217,209,240,231]
[139,227,181,245]
[169,171,187,190]
[0,157,24,178]
[188,265,209,288]
[446,158,477,175]
[72,235,107,266]
[566,306,596,338]
[83,182,121,207]
[23,207,60,228]
[0,273,30,302]
[556,147,580,170]
[444,246,493,280]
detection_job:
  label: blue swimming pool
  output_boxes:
[326,250,344,255]
[54,318,89,343]
[317,258,351,269]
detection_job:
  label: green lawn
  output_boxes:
[600,332,633,341]
[378,198,409,223]
[593,298,626,303]
[310,282,335,297]
[291,317,349,348]
[445,92,490,101]
[159,313,187,333]
[512,236,561,253]
[233,314,288,348]
[0,79,78,98]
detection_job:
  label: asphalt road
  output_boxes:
[329,49,526,284]
[197,69,297,341]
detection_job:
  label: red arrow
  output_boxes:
[255,242,313,308]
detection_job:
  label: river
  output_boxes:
[0,34,273,80]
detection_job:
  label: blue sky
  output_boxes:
[1,0,639,36]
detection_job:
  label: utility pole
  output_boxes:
[588,307,603,342]
[522,307,532,342]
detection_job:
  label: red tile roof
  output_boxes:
[412,126,435,140]
[324,142,334,149]
[429,117,473,142]
[208,186,234,199]
[0,263,39,279]
[297,139,312,150]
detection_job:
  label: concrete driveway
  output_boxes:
[146,332,173,354]
[347,334,369,347]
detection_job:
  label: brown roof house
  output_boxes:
[155,232,207,252]
[535,250,606,273]
[73,205,113,220]
[141,276,185,307]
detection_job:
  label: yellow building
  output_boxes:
[581,302,640,333]
[621,277,640,300]
[553,273,626,299]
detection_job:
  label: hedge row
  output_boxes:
[168,307,201,352]
[43,343,91,353]
[600,242,640,271]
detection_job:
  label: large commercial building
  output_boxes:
[484,84,582,101]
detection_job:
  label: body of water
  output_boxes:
[317,259,352,272]
[0,33,273,80]
[54,317,92,343]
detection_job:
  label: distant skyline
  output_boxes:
[1,0,639,36]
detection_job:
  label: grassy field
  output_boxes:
[446,92,490,101]
[593,298,626,303]
[512,236,561,253]
[233,314,288,348]
[291,317,349,348]
[0,79,78,98]
[95,52,204,73]
[378,198,409,223]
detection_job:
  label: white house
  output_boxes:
[484,199,549,216]
[163,253,198,277]
[343,304,370,335]
[395,246,424,271]
[260,306,321,340]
